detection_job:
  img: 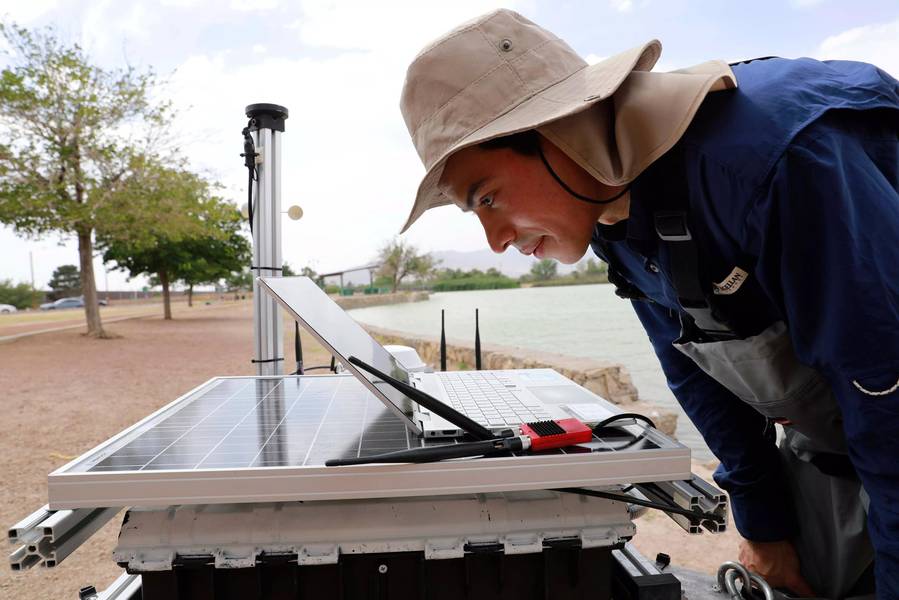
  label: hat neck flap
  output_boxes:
[537,60,737,186]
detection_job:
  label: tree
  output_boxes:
[47,264,81,300]
[584,258,608,276]
[0,279,40,308]
[376,238,437,293]
[281,262,296,277]
[103,191,246,319]
[530,258,558,281]
[0,23,176,337]
[175,210,250,307]
[407,253,439,283]
[226,268,253,292]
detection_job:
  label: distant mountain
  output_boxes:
[431,249,539,277]
[431,248,590,277]
[330,248,594,285]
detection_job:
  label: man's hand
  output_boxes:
[738,539,816,597]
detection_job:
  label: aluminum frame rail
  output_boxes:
[8,506,119,571]
[79,572,142,600]
[246,103,288,377]
[634,474,728,534]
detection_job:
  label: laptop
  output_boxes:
[258,276,617,438]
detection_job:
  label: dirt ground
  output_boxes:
[0,301,737,599]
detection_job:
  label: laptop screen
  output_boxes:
[257,276,419,430]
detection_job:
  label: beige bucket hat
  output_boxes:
[399,8,736,233]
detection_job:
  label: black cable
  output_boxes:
[240,126,258,234]
[246,168,254,234]
[592,412,656,434]
[302,365,334,372]
[555,487,719,523]
[537,144,630,205]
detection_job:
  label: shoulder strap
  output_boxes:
[639,147,741,341]
[654,211,738,340]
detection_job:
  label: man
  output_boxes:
[397,9,898,598]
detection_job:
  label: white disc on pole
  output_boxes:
[286,205,303,221]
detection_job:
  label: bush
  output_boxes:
[0,279,40,309]
[430,275,519,292]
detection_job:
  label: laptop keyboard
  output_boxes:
[437,371,551,426]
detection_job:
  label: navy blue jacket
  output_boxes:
[591,57,899,590]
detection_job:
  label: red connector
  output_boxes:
[520,418,593,451]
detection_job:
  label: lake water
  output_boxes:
[348,284,713,460]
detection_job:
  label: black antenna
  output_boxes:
[475,308,482,370]
[440,309,447,372]
[294,322,304,375]
[346,356,495,441]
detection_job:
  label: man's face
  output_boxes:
[438,137,607,264]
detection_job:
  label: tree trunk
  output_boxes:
[160,270,172,320]
[188,284,193,307]
[77,227,106,337]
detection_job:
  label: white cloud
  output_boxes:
[160,0,525,273]
[0,0,60,23]
[292,0,522,52]
[78,1,160,63]
[789,0,825,7]
[815,18,899,80]
[609,0,633,13]
[230,0,280,12]
[252,43,267,54]
[160,0,204,7]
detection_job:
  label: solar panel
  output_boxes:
[48,375,690,509]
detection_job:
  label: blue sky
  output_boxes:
[1,0,897,290]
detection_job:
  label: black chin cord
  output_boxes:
[537,144,629,205]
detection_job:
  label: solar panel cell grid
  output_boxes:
[64,375,664,475]
[81,377,415,473]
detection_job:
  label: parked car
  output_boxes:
[41,297,83,310]
[0,303,17,314]
[39,296,108,310]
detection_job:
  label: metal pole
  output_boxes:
[245,103,288,377]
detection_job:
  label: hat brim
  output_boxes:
[400,39,661,233]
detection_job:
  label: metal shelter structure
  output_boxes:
[317,262,381,289]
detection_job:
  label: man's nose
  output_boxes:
[481,215,514,254]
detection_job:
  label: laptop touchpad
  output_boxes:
[528,385,599,405]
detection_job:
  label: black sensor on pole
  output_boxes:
[475,308,482,370]
[440,309,447,372]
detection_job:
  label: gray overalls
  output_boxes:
[610,208,875,598]
[677,321,873,598]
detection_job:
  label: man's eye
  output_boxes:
[479,195,494,208]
